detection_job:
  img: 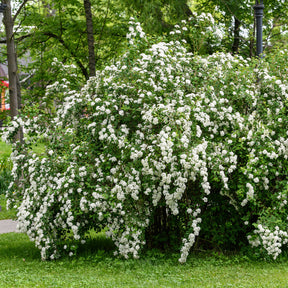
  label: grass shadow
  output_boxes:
[0,230,116,262]
[0,233,40,260]
[80,231,115,253]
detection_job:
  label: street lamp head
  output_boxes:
[0,3,7,28]
[0,3,7,14]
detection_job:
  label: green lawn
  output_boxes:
[0,140,46,157]
[0,232,288,288]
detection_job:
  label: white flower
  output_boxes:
[275,80,281,85]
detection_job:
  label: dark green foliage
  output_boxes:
[119,0,192,33]
[0,158,12,195]
[198,191,248,252]
[0,141,12,195]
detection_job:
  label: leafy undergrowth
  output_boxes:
[0,232,288,288]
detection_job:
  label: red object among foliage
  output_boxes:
[0,80,9,111]
[0,80,9,88]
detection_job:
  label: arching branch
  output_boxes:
[13,0,31,22]
[43,31,89,80]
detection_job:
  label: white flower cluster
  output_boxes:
[241,183,255,207]
[248,224,288,260]
[1,115,25,143]
[179,208,201,263]
[126,18,146,45]
[169,13,224,51]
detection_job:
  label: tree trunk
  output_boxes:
[232,16,241,54]
[83,0,96,77]
[3,0,18,118]
[3,0,22,142]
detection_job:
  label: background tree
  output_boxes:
[195,0,288,56]
[1,0,288,120]
[2,0,18,120]
[14,0,128,107]
[1,0,30,142]
[119,0,192,33]
[83,0,96,77]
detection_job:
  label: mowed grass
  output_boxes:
[0,232,288,288]
[0,140,46,157]
[0,141,13,197]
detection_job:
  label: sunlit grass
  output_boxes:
[0,232,288,287]
[0,141,11,159]
[0,140,46,156]
[0,141,12,196]
[31,142,46,155]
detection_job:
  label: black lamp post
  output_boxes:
[0,3,7,12]
[0,3,7,17]
[254,0,264,57]
[0,3,7,32]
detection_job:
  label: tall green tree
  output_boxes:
[83,0,96,77]
[1,0,30,142]
[119,0,192,34]
[2,0,288,111]
[15,0,128,105]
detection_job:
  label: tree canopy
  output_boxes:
[1,0,288,110]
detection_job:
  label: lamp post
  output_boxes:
[0,3,7,13]
[254,0,264,57]
[0,3,7,27]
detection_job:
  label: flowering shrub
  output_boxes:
[2,18,288,261]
